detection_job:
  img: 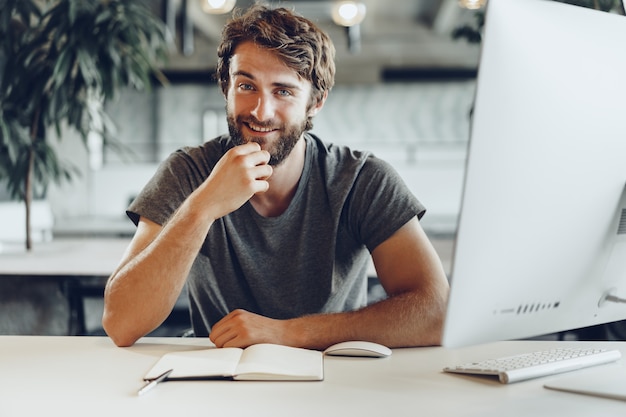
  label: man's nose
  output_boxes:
[250,94,275,121]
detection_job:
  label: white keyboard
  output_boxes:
[444,347,622,384]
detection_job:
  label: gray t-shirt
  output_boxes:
[128,133,425,336]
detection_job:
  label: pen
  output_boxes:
[138,368,174,396]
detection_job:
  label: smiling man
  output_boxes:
[102,5,449,349]
[227,43,310,167]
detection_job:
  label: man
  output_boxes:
[102,5,449,349]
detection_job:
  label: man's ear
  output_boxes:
[308,90,328,117]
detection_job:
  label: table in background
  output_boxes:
[1,337,625,416]
[0,238,130,335]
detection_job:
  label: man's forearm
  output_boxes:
[290,287,448,350]
[102,201,214,346]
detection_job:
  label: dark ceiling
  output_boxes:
[158,0,482,84]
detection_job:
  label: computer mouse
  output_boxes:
[324,341,392,358]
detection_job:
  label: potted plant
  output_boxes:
[0,0,168,250]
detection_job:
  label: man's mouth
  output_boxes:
[247,123,276,133]
[243,118,279,134]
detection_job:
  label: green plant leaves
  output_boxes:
[0,0,167,248]
[0,0,168,201]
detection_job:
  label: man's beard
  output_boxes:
[227,112,307,167]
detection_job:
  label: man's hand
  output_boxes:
[202,142,273,220]
[209,309,292,348]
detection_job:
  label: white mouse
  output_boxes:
[324,341,392,358]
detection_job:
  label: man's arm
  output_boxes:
[209,216,450,349]
[102,143,272,347]
[102,213,208,347]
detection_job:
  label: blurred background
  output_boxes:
[44,0,483,240]
[2,0,620,338]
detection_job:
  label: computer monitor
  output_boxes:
[442,0,626,348]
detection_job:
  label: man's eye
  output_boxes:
[277,89,292,97]
[238,83,254,91]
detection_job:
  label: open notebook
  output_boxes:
[144,343,324,381]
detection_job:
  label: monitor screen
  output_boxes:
[442,0,626,348]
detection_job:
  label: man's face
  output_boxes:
[225,42,317,166]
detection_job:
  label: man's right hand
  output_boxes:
[202,142,272,220]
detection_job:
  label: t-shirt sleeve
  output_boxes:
[126,145,216,226]
[344,155,425,252]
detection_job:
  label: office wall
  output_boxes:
[45,81,475,236]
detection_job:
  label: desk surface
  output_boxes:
[1,337,625,417]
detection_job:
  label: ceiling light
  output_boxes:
[200,0,236,14]
[458,0,487,10]
[331,1,366,27]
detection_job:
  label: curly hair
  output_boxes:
[216,5,336,128]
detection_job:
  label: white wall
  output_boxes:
[40,81,475,237]
[0,201,54,244]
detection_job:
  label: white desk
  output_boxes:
[1,337,625,416]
